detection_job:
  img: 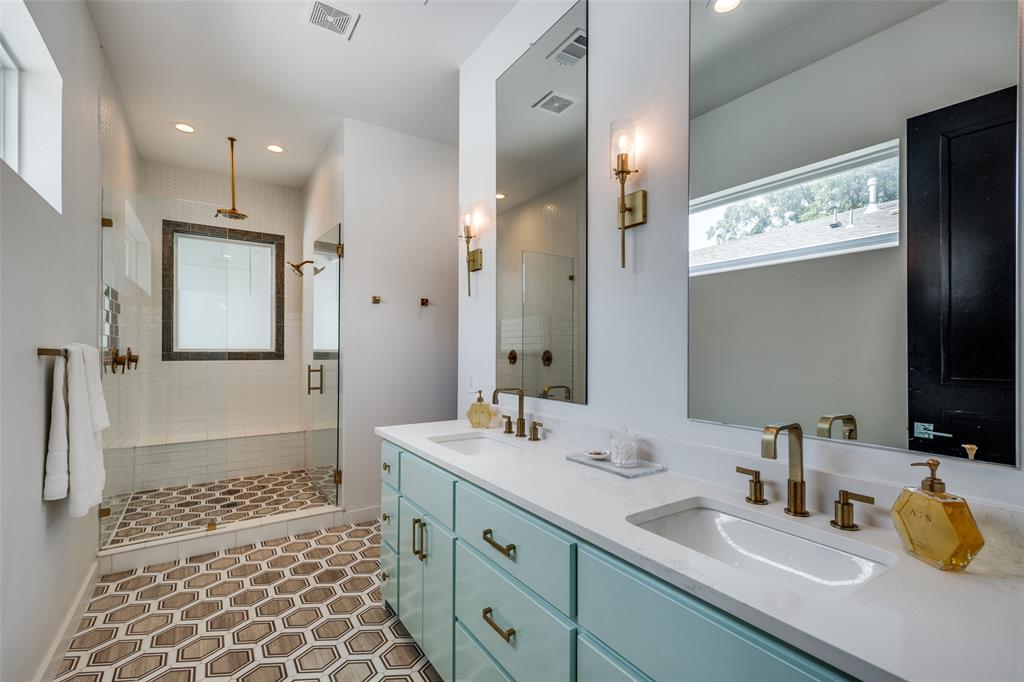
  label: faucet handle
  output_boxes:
[529,421,544,442]
[502,415,513,435]
[831,489,874,531]
[736,466,768,505]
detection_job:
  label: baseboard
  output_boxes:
[336,504,380,525]
[37,559,98,682]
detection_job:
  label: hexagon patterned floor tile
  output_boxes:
[55,521,440,682]
[101,470,333,549]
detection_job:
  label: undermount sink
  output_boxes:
[627,497,897,600]
[429,432,523,456]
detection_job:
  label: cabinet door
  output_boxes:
[421,517,456,681]
[398,497,424,643]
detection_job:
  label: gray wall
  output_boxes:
[688,1,1017,447]
[0,1,103,679]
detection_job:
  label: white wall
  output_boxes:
[687,1,1017,449]
[458,0,1024,510]
[0,1,102,679]
[342,118,458,517]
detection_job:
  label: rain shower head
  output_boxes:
[215,137,249,221]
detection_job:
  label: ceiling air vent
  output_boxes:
[547,28,587,66]
[307,1,361,40]
[532,91,576,117]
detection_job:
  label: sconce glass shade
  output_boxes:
[610,117,637,176]
[462,212,474,239]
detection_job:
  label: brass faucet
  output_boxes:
[542,385,572,401]
[761,422,809,517]
[817,414,858,440]
[492,388,526,438]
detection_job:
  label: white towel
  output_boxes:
[43,344,109,517]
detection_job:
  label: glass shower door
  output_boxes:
[311,225,342,505]
[522,251,576,400]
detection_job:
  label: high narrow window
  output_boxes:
[689,140,900,276]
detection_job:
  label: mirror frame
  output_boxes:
[684,0,1023,469]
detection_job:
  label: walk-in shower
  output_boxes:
[98,187,342,549]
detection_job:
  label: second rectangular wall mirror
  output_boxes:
[495,0,588,404]
[688,0,1019,467]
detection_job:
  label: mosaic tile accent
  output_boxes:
[57,522,440,682]
[102,470,330,549]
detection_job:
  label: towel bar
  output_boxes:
[37,348,68,357]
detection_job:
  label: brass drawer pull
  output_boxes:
[382,462,391,473]
[411,518,423,558]
[482,529,516,558]
[482,607,515,643]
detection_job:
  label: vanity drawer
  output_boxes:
[577,547,847,682]
[400,452,456,530]
[380,482,399,549]
[380,538,398,613]
[455,483,575,615]
[380,441,401,489]
[455,542,575,682]
[578,632,650,682]
[455,621,512,682]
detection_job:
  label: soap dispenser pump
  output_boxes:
[890,458,984,571]
[466,391,495,429]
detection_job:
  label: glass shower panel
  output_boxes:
[522,251,576,400]
[310,225,342,506]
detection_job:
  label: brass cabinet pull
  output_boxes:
[418,517,427,561]
[411,518,422,558]
[482,529,516,558]
[381,571,390,582]
[382,462,391,473]
[482,607,515,643]
[307,364,324,395]
[382,512,390,522]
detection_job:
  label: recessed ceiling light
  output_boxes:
[173,122,196,133]
[266,144,285,153]
[495,193,506,200]
[710,0,741,13]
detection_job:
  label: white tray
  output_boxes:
[565,452,667,479]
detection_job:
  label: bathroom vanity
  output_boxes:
[376,421,1024,682]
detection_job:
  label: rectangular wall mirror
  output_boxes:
[687,0,1019,467]
[495,0,588,404]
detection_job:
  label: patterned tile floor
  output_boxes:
[101,470,333,549]
[56,521,439,682]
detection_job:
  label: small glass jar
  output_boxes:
[610,427,639,468]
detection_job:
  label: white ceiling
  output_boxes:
[87,0,516,188]
[690,0,942,118]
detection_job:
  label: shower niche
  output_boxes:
[97,187,342,550]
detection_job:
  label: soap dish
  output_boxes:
[584,449,610,461]
[566,452,667,479]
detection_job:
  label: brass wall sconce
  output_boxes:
[460,213,483,296]
[611,118,647,268]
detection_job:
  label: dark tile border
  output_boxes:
[162,220,285,361]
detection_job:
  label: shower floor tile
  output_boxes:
[102,470,331,549]
[55,521,441,682]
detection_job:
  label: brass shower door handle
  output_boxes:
[307,364,324,395]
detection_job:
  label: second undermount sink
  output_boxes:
[627,497,897,600]
[429,432,523,456]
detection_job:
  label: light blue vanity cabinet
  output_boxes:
[379,441,849,682]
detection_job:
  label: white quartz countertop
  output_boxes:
[375,420,1024,682]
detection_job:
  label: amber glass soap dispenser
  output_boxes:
[466,391,494,429]
[890,459,984,571]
